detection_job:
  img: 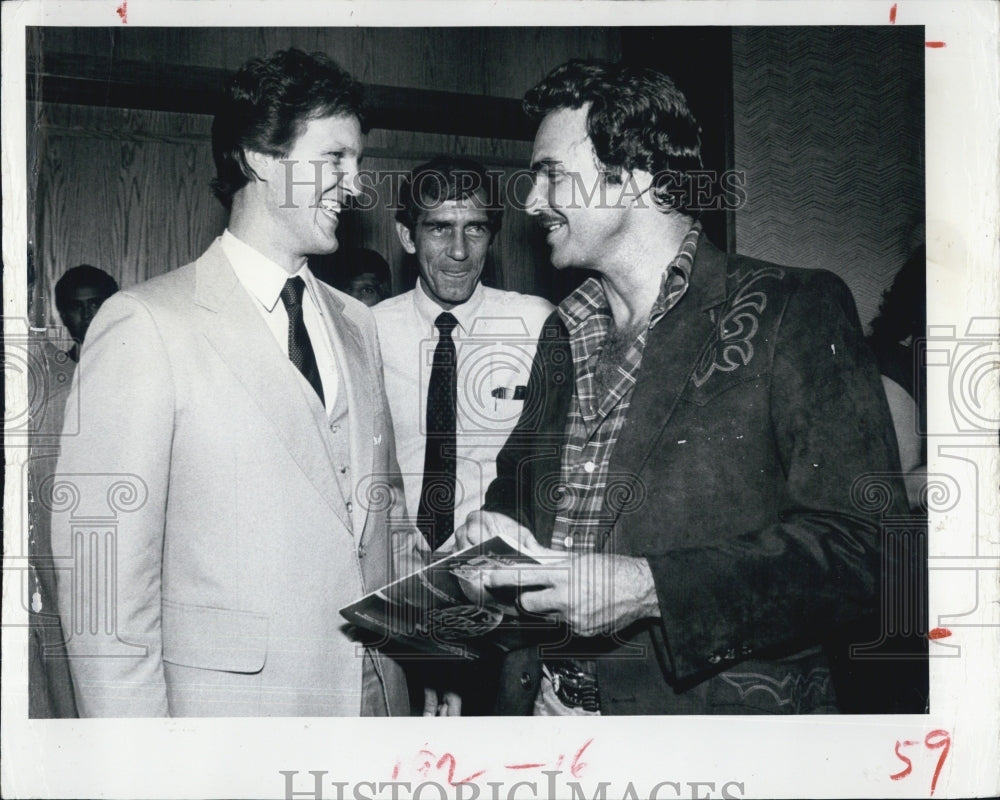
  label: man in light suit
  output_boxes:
[51,48,418,717]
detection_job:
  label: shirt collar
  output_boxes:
[412,278,486,335]
[557,220,702,332]
[220,229,311,312]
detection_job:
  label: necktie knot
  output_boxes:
[435,312,459,338]
[280,276,306,311]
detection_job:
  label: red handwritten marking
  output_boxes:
[116,2,127,23]
[391,762,400,780]
[889,731,952,795]
[436,753,486,786]
[890,739,921,780]
[928,627,952,639]
[505,763,547,770]
[891,3,946,47]
[570,738,593,779]
[925,730,951,796]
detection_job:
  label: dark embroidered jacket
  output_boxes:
[483,234,907,714]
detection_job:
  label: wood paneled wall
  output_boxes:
[731,27,925,331]
[31,26,923,335]
[30,27,620,329]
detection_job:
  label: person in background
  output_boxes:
[824,244,928,714]
[866,245,926,510]
[54,264,119,363]
[27,263,118,717]
[311,247,393,307]
[373,155,553,715]
[341,248,392,306]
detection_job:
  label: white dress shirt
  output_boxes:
[220,229,339,413]
[373,281,553,543]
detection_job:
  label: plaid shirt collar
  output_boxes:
[557,221,702,334]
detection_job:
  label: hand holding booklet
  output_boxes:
[340,533,565,659]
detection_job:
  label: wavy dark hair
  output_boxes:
[395,155,503,236]
[211,48,365,208]
[523,59,704,215]
[54,265,119,316]
[868,245,926,345]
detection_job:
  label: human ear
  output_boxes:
[395,221,418,255]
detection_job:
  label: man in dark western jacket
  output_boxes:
[455,59,909,715]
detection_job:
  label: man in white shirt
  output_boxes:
[52,48,416,717]
[373,155,552,713]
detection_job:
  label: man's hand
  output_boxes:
[478,551,661,637]
[423,688,462,717]
[454,510,540,552]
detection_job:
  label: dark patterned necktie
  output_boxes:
[279,276,325,405]
[417,312,459,550]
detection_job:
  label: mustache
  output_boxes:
[534,211,565,227]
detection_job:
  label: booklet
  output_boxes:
[340,534,565,659]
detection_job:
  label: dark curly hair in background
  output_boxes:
[395,155,504,237]
[523,59,704,215]
[868,245,926,347]
[54,265,119,317]
[211,48,365,208]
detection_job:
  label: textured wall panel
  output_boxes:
[29,28,621,330]
[732,27,924,330]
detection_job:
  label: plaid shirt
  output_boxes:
[551,222,702,553]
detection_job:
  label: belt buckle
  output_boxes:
[551,663,600,712]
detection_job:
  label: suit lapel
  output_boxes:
[193,241,351,527]
[312,286,375,542]
[606,235,728,522]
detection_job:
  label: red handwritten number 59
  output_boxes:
[890,730,951,796]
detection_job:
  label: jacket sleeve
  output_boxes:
[645,270,907,680]
[370,321,429,580]
[482,314,566,533]
[51,292,173,716]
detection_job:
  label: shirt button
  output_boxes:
[562,535,574,549]
[331,424,341,433]
[357,545,366,559]
[519,672,533,689]
[708,654,722,665]
[584,461,596,473]
[346,501,353,513]
[340,465,349,474]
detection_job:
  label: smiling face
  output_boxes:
[526,105,632,273]
[396,193,493,310]
[248,113,363,271]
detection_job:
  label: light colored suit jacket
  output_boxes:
[51,239,420,717]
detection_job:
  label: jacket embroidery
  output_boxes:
[692,266,785,388]
[719,667,831,712]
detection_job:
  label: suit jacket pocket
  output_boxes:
[162,600,268,674]
[680,369,765,408]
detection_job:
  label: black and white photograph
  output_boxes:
[2,2,997,799]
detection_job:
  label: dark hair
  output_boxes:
[54,265,119,315]
[395,155,503,236]
[523,59,704,214]
[868,245,926,346]
[211,48,365,208]
[341,247,392,284]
